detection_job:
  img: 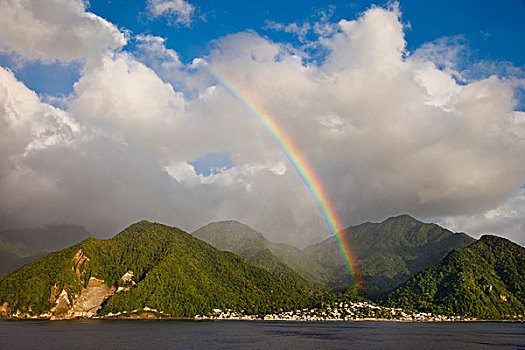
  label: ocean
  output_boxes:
[1,320,524,349]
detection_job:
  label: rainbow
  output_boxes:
[205,66,360,286]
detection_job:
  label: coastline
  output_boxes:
[1,315,523,323]
[3,299,523,322]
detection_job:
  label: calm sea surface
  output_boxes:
[1,320,524,349]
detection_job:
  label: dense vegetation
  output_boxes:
[0,243,86,315]
[386,235,525,319]
[2,217,523,320]
[193,217,477,296]
[0,225,90,276]
[193,221,326,288]
[304,214,475,295]
[0,221,311,317]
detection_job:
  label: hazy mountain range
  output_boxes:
[194,215,475,296]
[0,225,90,276]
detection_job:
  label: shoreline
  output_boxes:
[1,316,523,323]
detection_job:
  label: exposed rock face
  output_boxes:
[68,277,115,318]
[117,270,136,292]
[50,289,71,318]
[0,302,10,316]
[72,249,90,278]
[2,248,118,319]
[121,271,134,283]
[47,250,115,318]
[49,278,116,319]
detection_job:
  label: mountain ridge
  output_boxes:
[386,234,525,319]
[0,221,310,319]
[192,215,476,295]
[302,214,476,294]
[1,218,523,320]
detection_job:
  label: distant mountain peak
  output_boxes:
[305,215,475,295]
[195,221,265,241]
[380,214,423,227]
[201,220,258,230]
[211,220,246,225]
[389,214,417,221]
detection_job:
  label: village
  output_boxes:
[195,301,470,322]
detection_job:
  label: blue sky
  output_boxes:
[86,0,525,64]
[0,0,524,245]
[2,0,524,101]
[190,151,234,176]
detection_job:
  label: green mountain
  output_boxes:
[0,225,91,276]
[304,215,475,295]
[0,221,309,318]
[386,235,525,319]
[193,221,330,287]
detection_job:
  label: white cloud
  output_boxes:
[325,5,406,74]
[414,63,461,108]
[147,0,195,26]
[69,52,186,152]
[0,4,523,246]
[132,34,194,93]
[0,67,80,164]
[263,7,337,47]
[0,0,126,64]
[412,36,469,72]
[193,8,524,242]
[166,161,287,188]
[439,189,525,246]
[264,21,312,41]
[0,62,206,235]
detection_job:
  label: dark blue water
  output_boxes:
[1,320,524,349]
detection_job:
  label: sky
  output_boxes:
[0,0,524,247]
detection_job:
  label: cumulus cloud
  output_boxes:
[264,21,312,41]
[69,52,186,149]
[0,60,206,235]
[0,67,79,169]
[439,188,525,246]
[263,6,338,58]
[134,35,182,76]
[0,4,523,246]
[147,0,195,26]
[132,34,194,93]
[0,0,126,64]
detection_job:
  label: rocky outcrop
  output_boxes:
[48,278,116,319]
[1,248,123,319]
[72,249,90,278]
[0,302,10,316]
[68,277,115,318]
[50,289,71,318]
[47,250,115,319]
[117,270,136,292]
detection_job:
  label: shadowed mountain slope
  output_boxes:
[304,215,476,295]
[193,221,331,287]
